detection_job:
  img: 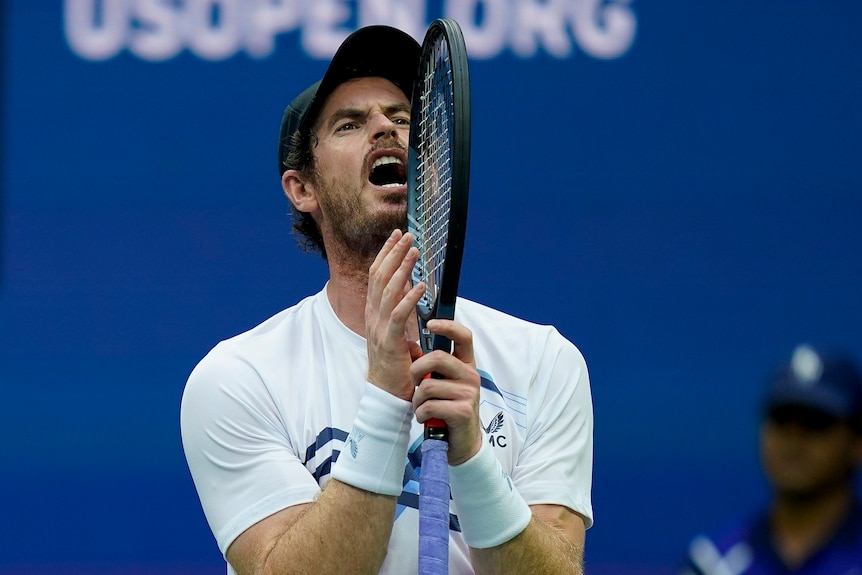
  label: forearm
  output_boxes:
[230,381,413,575]
[469,514,583,575]
[237,479,396,575]
[447,436,585,575]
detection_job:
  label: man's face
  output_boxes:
[306,76,411,260]
[760,405,862,500]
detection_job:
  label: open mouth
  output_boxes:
[369,155,407,188]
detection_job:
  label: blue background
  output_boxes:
[2,1,861,573]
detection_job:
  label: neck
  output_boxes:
[325,249,374,338]
[770,484,854,568]
[324,244,420,342]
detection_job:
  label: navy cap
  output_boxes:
[766,344,862,419]
[277,25,421,176]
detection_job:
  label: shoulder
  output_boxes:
[182,291,324,403]
[222,291,322,351]
[197,292,321,367]
[456,298,584,359]
[455,298,589,414]
[455,297,549,331]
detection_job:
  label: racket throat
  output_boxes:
[419,325,453,356]
[420,329,435,354]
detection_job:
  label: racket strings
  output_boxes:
[414,43,455,309]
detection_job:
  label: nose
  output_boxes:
[369,111,399,141]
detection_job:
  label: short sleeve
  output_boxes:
[180,344,321,554]
[510,328,594,528]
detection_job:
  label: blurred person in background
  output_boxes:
[680,344,862,575]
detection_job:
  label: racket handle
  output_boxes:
[421,372,449,441]
[425,418,448,441]
[418,437,450,574]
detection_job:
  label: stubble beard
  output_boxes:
[313,171,407,264]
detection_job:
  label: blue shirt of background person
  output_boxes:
[679,344,862,575]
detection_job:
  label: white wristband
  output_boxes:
[331,382,413,496]
[449,440,532,548]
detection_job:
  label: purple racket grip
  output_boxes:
[419,438,450,575]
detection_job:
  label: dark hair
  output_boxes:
[283,129,327,260]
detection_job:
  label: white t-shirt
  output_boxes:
[181,287,593,575]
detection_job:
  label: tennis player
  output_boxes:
[181,24,593,575]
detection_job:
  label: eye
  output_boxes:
[336,121,360,132]
[393,116,410,127]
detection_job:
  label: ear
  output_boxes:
[282,169,318,214]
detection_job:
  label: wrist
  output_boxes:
[331,382,413,496]
[449,440,532,548]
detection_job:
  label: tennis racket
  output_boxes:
[407,18,471,575]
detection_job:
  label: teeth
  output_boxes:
[380,183,402,188]
[372,156,403,169]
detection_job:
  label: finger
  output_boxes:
[412,382,477,425]
[377,252,421,342]
[426,319,475,366]
[368,229,402,278]
[409,350,473,390]
[406,339,424,362]
[367,229,405,301]
[375,232,414,287]
[412,376,457,411]
[409,351,438,386]
[379,245,419,319]
[383,280,424,341]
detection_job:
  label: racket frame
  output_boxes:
[407,18,471,369]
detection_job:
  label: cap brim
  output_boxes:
[766,387,852,419]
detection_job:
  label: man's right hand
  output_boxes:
[365,229,426,401]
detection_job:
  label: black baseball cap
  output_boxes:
[765,344,862,420]
[277,25,421,176]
